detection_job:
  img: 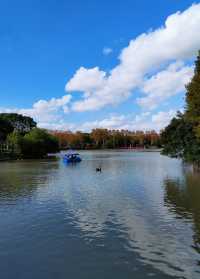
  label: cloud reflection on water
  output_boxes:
[61,152,200,278]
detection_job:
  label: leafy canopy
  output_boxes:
[161,51,200,165]
[0,113,36,134]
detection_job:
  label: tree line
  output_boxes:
[161,51,200,167]
[52,129,161,150]
[0,113,161,160]
[0,113,59,159]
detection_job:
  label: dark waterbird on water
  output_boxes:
[96,167,102,172]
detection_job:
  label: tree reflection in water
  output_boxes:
[0,160,59,201]
[164,172,200,254]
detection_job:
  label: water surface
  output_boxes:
[0,151,200,279]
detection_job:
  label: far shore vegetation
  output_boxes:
[52,130,161,150]
[0,113,161,160]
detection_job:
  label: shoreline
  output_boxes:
[0,148,162,162]
[63,148,162,152]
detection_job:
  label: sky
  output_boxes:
[0,0,200,131]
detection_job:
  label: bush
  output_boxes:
[7,128,59,159]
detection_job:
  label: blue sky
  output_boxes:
[0,0,199,131]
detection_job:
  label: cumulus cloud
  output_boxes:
[103,47,113,55]
[1,4,199,132]
[66,67,106,96]
[37,110,175,132]
[137,61,194,109]
[33,110,176,132]
[66,3,200,112]
[79,115,127,131]
[76,110,176,132]
[0,95,72,127]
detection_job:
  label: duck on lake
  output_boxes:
[96,167,102,172]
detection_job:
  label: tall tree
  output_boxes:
[161,112,200,163]
[0,113,36,134]
[0,118,13,141]
[23,128,59,158]
[91,129,109,148]
[186,51,200,122]
[161,51,200,166]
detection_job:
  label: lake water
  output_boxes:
[0,151,200,279]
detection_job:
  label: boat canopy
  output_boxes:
[63,151,82,163]
[65,152,80,156]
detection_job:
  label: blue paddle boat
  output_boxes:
[63,151,82,163]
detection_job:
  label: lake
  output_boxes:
[0,151,200,279]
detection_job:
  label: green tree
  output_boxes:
[0,113,36,134]
[161,51,200,166]
[7,131,24,157]
[186,52,200,141]
[91,129,109,148]
[161,112,200,163]
[23,128,59,158]
[7,128,59,159]
[186,51,200,123]
[0,118,13,141]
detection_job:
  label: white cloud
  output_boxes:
[38,110,173,132]
[0,95,72,127]
[0,95,175,131]
[137,61,194,109]
[150,110,176,130]
[52,110,176,132]
[79,115,127,131]
[66,67,106,96]
[76,110,176,132]
[103,47,113,55]
[37,120,75,131]
[1,4,199,132]
[66,3,200,112]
